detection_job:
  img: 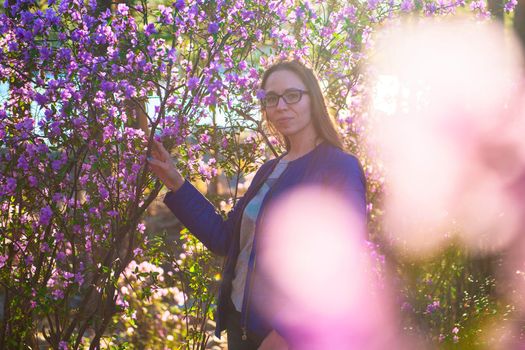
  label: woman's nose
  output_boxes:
[275,96,288,110]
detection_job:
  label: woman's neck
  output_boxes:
[283,133,321,161]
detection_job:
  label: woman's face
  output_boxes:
[263,70,316,141]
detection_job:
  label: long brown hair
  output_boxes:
[260,60,343,150]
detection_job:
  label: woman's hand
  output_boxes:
[258,330,288,350]
[147,140,185,192]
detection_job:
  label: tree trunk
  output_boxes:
[514,0,525,57]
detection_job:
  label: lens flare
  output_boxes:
[368,15,525,256]
[257,186,403,349]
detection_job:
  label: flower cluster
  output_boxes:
[0,0,288,345]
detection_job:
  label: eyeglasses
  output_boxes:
[260,89,309,108]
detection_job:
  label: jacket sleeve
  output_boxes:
[322,153,367,232]
[162,161,273,256]
[163,180,246,256]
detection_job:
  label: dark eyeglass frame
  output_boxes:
[260,88,309,108]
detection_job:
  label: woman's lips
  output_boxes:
[275,117,293,125]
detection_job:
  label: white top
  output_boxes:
[230,159,289,311]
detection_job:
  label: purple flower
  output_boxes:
[99,186,109,200]
[425,1,437,13]
[8,41,18,52]
[20,9,34,24]
[144,23,156,36]
[426,300,440,313]
[51,159,63,171]
[103,125,116,139]
[208,22,219,34]
[175,0,185,10]
[33,18,44,34]
[56,251,66,263]
[25,255,34,265]
[100,80,115,92]
[39,206,53,226]
[45,8,59,25]
[198,162,211,179]
[158,5,174,24]
[87,0,97,10]
[52,289,64,300]
[21,161,36,180]
[238,60,247,70]
[295,7,304,19]
[505,0,517,12]
[187,77,199,90]
[0,255,8,268]
[117,3,129,15]
[256,89,266,99]
[17,155,29,171]
[124,84,136,99]
[400,0,414,12]
[35,93,48,106]
[5,177,17,195]
[15,117,34,131]
[85,238,92,253]
[40,242,51,253]
[241,10,255,21]
[100,8,112,20]
[55,232,64,242]
[74,272,84,284]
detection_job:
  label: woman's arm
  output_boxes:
[331,153,367,220]
[163,181,245,256]
[148,140,242,256]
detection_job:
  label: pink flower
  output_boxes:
[0,255,8,268]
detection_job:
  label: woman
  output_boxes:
[147,60,367,349]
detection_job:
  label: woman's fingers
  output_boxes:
[146,156,164,168]
[148,139,170,162]
[153,139,172,160]
[147,151,184,192]
[150,148,162,160]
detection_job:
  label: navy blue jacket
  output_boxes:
[163,142,367,340]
